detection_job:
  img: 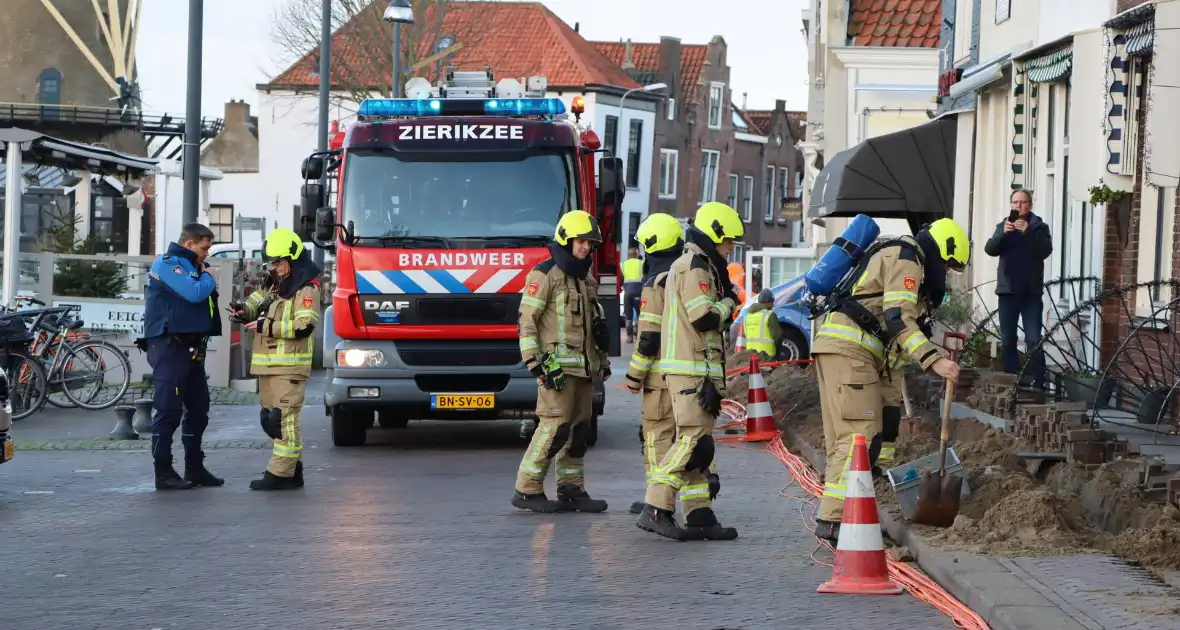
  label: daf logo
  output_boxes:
[364,300,410,311]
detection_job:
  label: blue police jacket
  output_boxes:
[144,243,221,339]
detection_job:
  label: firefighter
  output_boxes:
[636,201,744,541]
[229,228,323,491]
[512,210,611,513]
[743,288,782,359]
[622,246,644,343]
[810,218,967,544]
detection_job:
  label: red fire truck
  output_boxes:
[299,70,624,447]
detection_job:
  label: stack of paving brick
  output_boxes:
[1139,462,1180,504]
[1167,474,1180,508]
[965,372,1019,417]
[1010,401,1128,458]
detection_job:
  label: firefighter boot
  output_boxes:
[683,508,738,541]
[556,484,607,512]
[636,504,688,541]
[249,471,301,491]
[155,460,194,491]
[813,519,840,545]
[294,461,304,487]
[183,453,225,487]
[511,491,564,513]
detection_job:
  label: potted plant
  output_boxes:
[1089,182,1133,247]
[1060,368,1114,408]
[1137,382,1174,425]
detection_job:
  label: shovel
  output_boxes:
[910,378,963,528]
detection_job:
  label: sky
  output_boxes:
[135,0,810,118]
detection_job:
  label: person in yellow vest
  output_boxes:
[743,289,782,359]
[229,228,322,491]
[636,201,744,541]
[809,218,967,544]
[622,246,644,343]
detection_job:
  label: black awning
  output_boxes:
[808,116,957,234]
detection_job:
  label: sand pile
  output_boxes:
[726,350,758,371]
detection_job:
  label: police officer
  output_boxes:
[810,218,967,544]
[636,202,744,541]
[142,223,223,491]
[743,289,782,358]
[622,245,643,343]
[229,228,322,491]
[512,210,611,513]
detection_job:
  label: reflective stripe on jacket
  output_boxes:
[659,242,733,380]
[246,284,320,377]
[625,271,669,390]
[517,259,604,379]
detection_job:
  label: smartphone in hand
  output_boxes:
[1008,209,1020,223]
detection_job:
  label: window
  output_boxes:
[995,0,1010,24]
[727,173,739,208]
[764,165,777,221]
[954,0,975,63]
[625,119,643,189]
[708,83,724,129]
[730,242,746,264]
[658,149,678,199]
[1046,84,1056,163]
[780,167,790,200]
[603,115,619,158]
[742,176,754,222]
[208,204,235,243]
[1134,186,1175,312]
[795,170,804,197]
[666,97,676,121]
[1121,57,1146,177]
[38,68,62,121]
[699,150,720,203]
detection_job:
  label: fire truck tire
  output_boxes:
[586,415,599,447]
[378,411,409,429]
[331,407,369,447]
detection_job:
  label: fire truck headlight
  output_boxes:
[339,349,387,368]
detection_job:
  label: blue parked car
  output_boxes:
[729,276,813,361]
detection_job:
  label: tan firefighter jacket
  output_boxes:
[243,282,321,377]
[625,271,670,391]
[518,259,605,380]
[659,242,736,384]
[811,236,943,371]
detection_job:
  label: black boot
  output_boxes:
[683,507,738,541]
[511,490,563,513]
[636,504,687,541]
[293,461,304,488]
[183,453,224,487]
[556,484,607,513]
[249,471,301,491]
[155,460,193,491]
[814,519,840,545]
[629,500,645,514]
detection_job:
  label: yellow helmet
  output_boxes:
[925,218,970,271]
[635,213,683,255]
[263,227,305,262]
[554,210,603,246]
[692,202,745,244]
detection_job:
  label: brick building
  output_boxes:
[732,103,807,251]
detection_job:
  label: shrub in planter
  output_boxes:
[1060,369,1114,408]
[1137,384,1174,425]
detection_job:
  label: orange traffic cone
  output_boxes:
[733,330,746,353]
[743,354,778,442]
[817,433,903,595]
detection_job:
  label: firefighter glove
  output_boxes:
[592,317,610,351]
[918,313,934,340]
[539,352,566,391]
[696,377,724,416]
[708,473,721,500]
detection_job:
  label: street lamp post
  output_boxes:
[383,0,415,98]
[182,0,205,225]
[313,0,331,269]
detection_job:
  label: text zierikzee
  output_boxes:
[398,124,524,141]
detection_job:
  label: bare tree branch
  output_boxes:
[268,0,526,107]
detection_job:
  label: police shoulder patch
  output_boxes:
[172,265,184,275]
[903,276,918,291]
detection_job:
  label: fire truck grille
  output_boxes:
[396,340,521,367]
[414,374,510,393]
[414,296,519,325]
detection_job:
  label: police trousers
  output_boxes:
[147,337,209,464]
[260,375,308,477]
[516,376,593,494]
[815,353,883,522]
[641,386,716,489]
[644,374,718,515]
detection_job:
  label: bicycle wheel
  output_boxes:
[4,350,49,421]
[59,340,131,410]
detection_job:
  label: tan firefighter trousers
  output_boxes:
[260,375,308,478]
[816,353,883,522]
[644,374,718,514]
[516,376,594,494]
[641,386,717,488]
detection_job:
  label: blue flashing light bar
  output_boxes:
[358,97,567,118]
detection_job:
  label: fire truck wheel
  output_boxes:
[331,407,370,447]
[377,411,409,429]
[586,415,599,447]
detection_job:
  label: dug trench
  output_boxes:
[727,361,1180,575]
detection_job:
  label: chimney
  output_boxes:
[621,38,636,71]
[224,99,250,128]
[775,98,786,113]
[574,21,579,32]
[742,92,748,110]
[657,36,682,99]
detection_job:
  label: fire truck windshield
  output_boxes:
[342,149,576,247]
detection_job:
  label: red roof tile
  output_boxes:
[847,0,941,48]
[266,1,640,90]
[742,110,772,135]
[591,41,710,102]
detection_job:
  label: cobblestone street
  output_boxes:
[0,363,953,630]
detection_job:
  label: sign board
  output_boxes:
[52,300,145,340]
[780,198,804,222]
[237,216,265,231]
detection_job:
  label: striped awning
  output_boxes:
[1125,19,1155,57]
[1020,48,1073,84]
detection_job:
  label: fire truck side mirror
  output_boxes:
[597,156,625,205]
[301,156,325,181]
[299,184,325,241]
[314,207,337,246]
